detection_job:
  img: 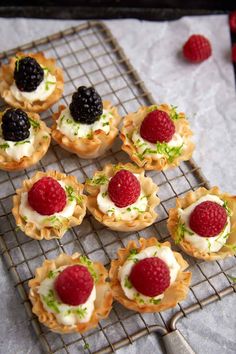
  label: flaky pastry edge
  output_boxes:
[85,163,160,232]
[0,52,64,112]
[28,252,113,333]
[12,170,87,240]
[0,110,51,171]
[120,104,195,171]
[167,186,236,261]
[51,101,121,159]
[109,237,191,313]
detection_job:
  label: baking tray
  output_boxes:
[0,21,235,354]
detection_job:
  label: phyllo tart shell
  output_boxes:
[167,186,236,261]
[0,110,51,171]
[51,100,121,159]
[120,104,194,171]
[0,52,64,113]
[109,237,191,313]
[12,170,87,240]
[29,253,113,334]
[84,163,160,232]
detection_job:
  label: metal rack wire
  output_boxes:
[0,21,235,354]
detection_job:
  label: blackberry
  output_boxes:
[69,86,103,124]
[2,109,31,142]
[14,56,44,92]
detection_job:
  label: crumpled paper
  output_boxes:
[0,15,235,354]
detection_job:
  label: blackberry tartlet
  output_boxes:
[168,187,236,261]
[0,52,64,112]
[12,170,87,240]
[51,86,121,159]
[29,253,113,333]
[85,163,160,232]
[109,237,191,313]
[0,107,51,171]
[120,104,194,171]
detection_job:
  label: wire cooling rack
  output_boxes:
[0,21,235,354]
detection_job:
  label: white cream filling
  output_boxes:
[19,181,76,229]
[0,127,36,161]
[178,195,230,252]
[56,107,113,140]
[118,245,180,304]
[97,174,148,221]
[38,267,96,326]
[132,130,184,160]
[10,69,56,103]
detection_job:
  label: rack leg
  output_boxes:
[162,330,196,354]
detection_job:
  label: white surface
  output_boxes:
[0,16,235,354]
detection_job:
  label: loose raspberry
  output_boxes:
[55,265,94,306]
[108,170,141,208]
[129,257,170,297]
[229,11,236,33]
[232,43,236,63]
[28,177,66,216]
[183,34,212,63]
[189,201,227,237]
[140,110,175,143]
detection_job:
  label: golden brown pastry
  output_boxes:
[109,237,191,313]
[120,104,194,170]
[29,253,113,334]
[167,186,236,261]
[0,107,51,171]
[12,170,87,240]
[0,52,63,112]
[51,96,121,159]
[85,163,160,232]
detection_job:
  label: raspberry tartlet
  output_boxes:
[167,187,236,261]
[85,163,160,232]
[12,170,87,240]
[29,253,113,333]
[120,104,194,171]
[0,108,51,171]
[51,86,121,159]
[0,52,64,112]
[109,237,191,312]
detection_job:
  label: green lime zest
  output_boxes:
[65,185,83,205]
[0,143,9,150]
[15,55,21,71]
[175,219,194,244]
[83,343,90,350]
[42,290,60,314]
[29,117,40,130]
[87,174,108,186]
[79,255,98,282]
[14,140,30,146]
[222,200,232,217]
[124,276,132,289]
[227,274,236,283]
[169,105,181,120]
[75,306,87,319]
[45,80,56,90]
[149,298,161,305]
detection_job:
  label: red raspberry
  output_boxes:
[229,11,236,33]
[183,34,212,63]
[55,265,94,306]
[232,43,236,63]
[28,177,66,216]
[140,110,175,143]
[189,201,227,237]
[108,170,141,208]
[129,257,170,297]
